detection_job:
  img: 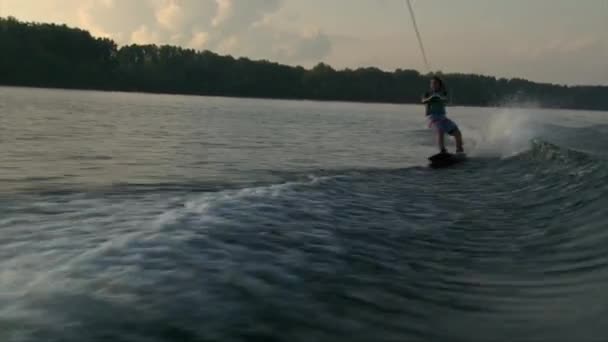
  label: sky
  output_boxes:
[1,0,607,85]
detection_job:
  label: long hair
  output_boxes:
[431,76,447,94]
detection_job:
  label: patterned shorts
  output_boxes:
[428,115,459,135]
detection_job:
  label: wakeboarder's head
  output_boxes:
[430,76,445,93]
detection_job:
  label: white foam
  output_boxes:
[468,106,548,158]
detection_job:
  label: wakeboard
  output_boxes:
[428,152,467,169]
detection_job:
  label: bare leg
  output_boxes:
[454,130,464,153]
[437,131,446,153]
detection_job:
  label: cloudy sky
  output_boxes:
[2,0,607,85]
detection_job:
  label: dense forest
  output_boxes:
[1,17,607,111]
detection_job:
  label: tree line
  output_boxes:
[1,17,607,111]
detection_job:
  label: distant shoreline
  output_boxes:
[2,16,607,112]
[5,84,605,114]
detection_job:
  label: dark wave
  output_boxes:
[152,140,607,341]
[4,139,608,342]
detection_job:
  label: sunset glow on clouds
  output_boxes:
[2,0,606,85]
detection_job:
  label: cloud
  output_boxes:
[131,25,160,44]
[323,33,422,71]
[76,0,115,39]
[211,0,281,33]
[217,35,240,53]
[153,0,217,35]
[274,29,332,63]
[100,0,115,7]
[188,31,210,50]
[67,0,331,65]
[502,37,608,85]
[75,0,159,45]
[4,0,606,85]
[508,37,606,61]
[212,0,232,27]
[155,0,184,32]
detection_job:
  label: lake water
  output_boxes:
[1,86,608,342]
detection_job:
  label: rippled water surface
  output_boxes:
[1,86,608,342]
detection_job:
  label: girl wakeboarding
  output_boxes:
[423,76,464,154]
